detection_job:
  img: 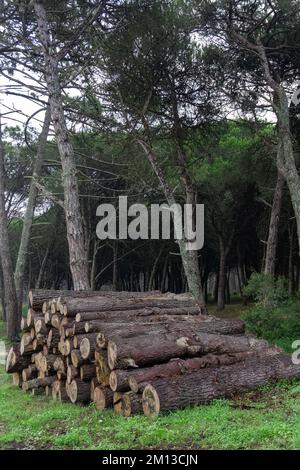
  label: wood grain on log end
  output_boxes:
[142,384,160,417]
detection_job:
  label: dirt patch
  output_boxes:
[1,440,53,450]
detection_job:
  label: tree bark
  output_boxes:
[95,349,110,385]
[288,221,295,296]
[93,385,113,410]
[107,332,268,369]
[14,105,51,315]
[22,376,56,391]
[35,243,51,289]
[264,170,285,275]
[76,305,200,323]
[138,140,206,312]
[94,316,245,349]
[67,365,79,384]
[148,247,163,290]
[28,289,107,310]
[217,236,226,309]
[63,296,199,316]
[90,238,99,291]
[254,43,300,258]
[116,391,143,417]
[70,349,85,368]
[0,116,19,340]
[6,345,31,373]
[68,379,91,403]
[128,347,281,393]
[112,240,119,291]
[33,0,90,290]
[142,353,300,416]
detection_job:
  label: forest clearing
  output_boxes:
[1,0,300,454]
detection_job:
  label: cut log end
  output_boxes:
[96,333,106,349]
[28,290,33,307]
[107,341,117,370]
[109,371,118,392]
[6,347,14,373]
[142,385,160,417]
[113,392,123,414]
[80,338,90,360]
[93,386,107,410]
[121,392,142,417]
[128,376,139,393]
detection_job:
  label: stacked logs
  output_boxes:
[5,289,300,417]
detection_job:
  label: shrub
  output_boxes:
[243,272,289,309]
[242,273,300,351]
[244,301,300,352]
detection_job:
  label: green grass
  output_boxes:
[1,302,300,450]
[208,300,252,319]
[0,366,299,450]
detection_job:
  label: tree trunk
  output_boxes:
[94,316,245,349]
[288,222,295,296]
[90,239,98,291]
[28,288,107,310]
[79,336,97,360]
[93,385,114,410]
[95,350,110,385]
[15,105,51,315]
[217,237,226,310]
[68,379,91,403]
[76,305,200,323]
[116,391,143,417]
[6,345,31,373]
[128,347,281,393]
[225,269,230,304]
[142,353,300,416]
[35,243,51,289]
[107,332,267,369]
[33,0,90,290]
[70,349,85,368]
[275,88,300,258]
[148,247,163,290]
[160,255,168,292]
[264,170,285,275]
[22,376,56,391]
[62,296,199,317]
[112,240,119,291]
[138,140,206,312]
[0,266,6,321]
[0,115,19,340]
[255,44,300,258]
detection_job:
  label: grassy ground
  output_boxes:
[0,302,300,450]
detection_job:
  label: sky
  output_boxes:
[0,73,47,134]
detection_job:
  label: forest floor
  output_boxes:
[0,303,300,450]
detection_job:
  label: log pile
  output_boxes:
[5,289,300,417]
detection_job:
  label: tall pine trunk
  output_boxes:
[288,222,295,296]
[217,237,226,310]
[0,116,19,340]
[35,243,51,289]
[14,105,51,312]
[138,139,206,313]
[264,169,285,275]
[256,45,300,259]
[276,88,300,258]
[148,247,162,290]
[112,240,119,291]
[33,0,90,290]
